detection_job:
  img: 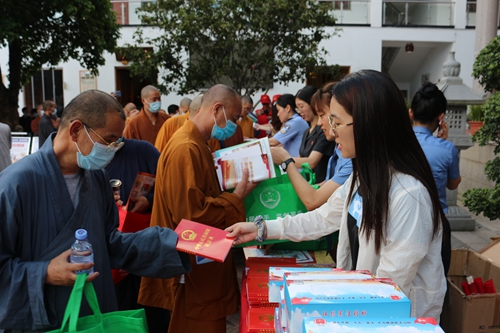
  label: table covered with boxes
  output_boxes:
[239,248,446,333]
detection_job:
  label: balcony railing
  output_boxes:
[382,1,454,27]
[320,0,371,25]
[112,0,371,26]
[110,1,500,29]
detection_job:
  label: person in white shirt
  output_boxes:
[226,70,447,321]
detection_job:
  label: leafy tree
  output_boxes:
[472,35,500,94]
[121,0,338,97]
[463,35,500,220]
[0,0,120,128]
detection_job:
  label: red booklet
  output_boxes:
[174,219,234,263]
[247,307,276,333]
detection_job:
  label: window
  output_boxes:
[334,1,351,10]
[319,1,351,10]
[467,2,476,13]
[306,66,350,88]
[23,69,64,109]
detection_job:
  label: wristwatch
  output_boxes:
[254,215,266,243]
[280,158,295,172]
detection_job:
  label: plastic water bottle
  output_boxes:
[70,229,94,274]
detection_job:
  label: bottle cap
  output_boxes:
[75,229,88,240]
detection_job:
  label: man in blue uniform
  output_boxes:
[410,82,460,275]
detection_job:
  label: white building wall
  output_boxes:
[0,2,485,114]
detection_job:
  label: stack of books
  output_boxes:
[214,137,275,191]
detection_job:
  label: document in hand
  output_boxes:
[214,137,276,191]
[174,219,235,263]
[126,172,156,212]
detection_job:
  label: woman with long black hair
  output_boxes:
[226,70,447,320]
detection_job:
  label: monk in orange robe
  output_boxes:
[221,123,244,148]
[138,84,257,333]
[155,94,220,153]
[123,85,170,145]
[237,95,255,139]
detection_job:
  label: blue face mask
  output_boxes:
[146,100,162,113]
[211,107,237,140]
[75,126,123,170]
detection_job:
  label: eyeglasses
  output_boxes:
[328,116,353,136]
[83,123,124,149]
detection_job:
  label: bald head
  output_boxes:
[191,84,241,141]
[180,97,192,108]
[241,95,253,105]
[141,85,159,99]
[124,102,137,112]
[60,90,125,130]
[190,94,203,113]
[201,84,240,109]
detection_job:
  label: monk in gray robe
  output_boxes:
[0,90,191,333]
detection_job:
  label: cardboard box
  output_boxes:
[284,278,411,333]
[479,238,500,267]
[440,248,500,333]
[302,317,445,333]
[268,267,344,303]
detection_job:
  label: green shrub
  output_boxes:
[464,43,500,220]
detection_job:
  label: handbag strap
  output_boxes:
[68,274,103,331]
[300,163,316,185]
[57,274,86,332]
[54,274,103,332]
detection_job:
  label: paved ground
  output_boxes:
[451,201,500,251]
[227,202,500,333]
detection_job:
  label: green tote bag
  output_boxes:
[47,274,148,333]
[242,164,337,251]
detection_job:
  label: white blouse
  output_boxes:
[266,172,446,320]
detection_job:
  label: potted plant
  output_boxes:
[468,104,485,135]
[463,35,500,220]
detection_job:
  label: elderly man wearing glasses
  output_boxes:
[0,90,191,332]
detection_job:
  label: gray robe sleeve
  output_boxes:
[101,179,191,278]
[0,183,52,330]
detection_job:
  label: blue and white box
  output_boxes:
[302,317,444,333]
[284,278,411,333]
[269,267,373,303]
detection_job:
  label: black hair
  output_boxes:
[311,82,336,114]
[60,90,125,129]
[271,104,282,132]
[168,104,179,114]
[295,85,318,105]
[276,94,297,113]
[331,70,445,254]
[411,82,447,124]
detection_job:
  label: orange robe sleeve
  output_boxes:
[154,116,187,153]
[208,138,221,152]
[155,133,244,230]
